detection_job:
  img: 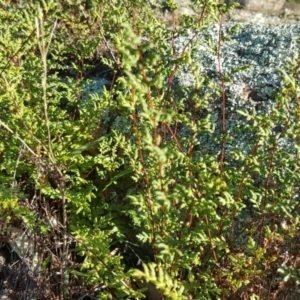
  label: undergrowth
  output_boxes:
[0,0,299,299]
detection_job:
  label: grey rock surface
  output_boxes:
[175,22,300,156]
[177,22,300,100]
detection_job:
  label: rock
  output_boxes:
[226,0,286,14]
[175,22,300,157]
[224,9,286,25]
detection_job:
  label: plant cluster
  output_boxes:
[0,0,300,299]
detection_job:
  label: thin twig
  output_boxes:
[12,145,25,189]
[0,119,37,157]
[36,11,68,300]
[35,12,58,166]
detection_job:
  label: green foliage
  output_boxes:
[132,263,186,299]
[1,0,300,299]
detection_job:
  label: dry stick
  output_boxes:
[99,29,119,68]
[12,145,25,189]
[35,13,58,167]
[36,12,69,300]
[0,120,37,157]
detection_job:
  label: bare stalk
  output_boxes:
[0,119,36,157]
[35,10,57,166]
[36,10,68,300]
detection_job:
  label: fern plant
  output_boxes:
[1,0,300,299]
